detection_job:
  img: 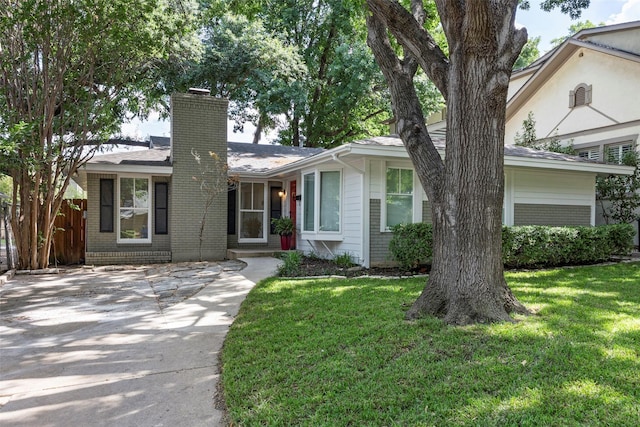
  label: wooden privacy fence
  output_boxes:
[52,199,86,265]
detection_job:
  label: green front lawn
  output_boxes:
[222,262,640,426]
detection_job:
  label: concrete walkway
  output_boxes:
[0,257,281,427]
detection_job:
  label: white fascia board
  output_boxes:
[84,164,173,175]
[347,145,415,158]
[260,143,433,179]
[504,155,634,176]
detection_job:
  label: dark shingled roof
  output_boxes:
[228,142,324,173]
[87,141,324,172]
[88,135,600,172]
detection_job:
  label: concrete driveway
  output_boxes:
[0,258,280,426]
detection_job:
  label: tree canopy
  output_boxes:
[550,19,602,47]
[0,0,198,269]
[514,36,541,69]
[194,0,443,147]
[182,13,307,143]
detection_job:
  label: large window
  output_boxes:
[239,182,266,241]
[302,170,341,234]
[118,177,151,243]
[385,167,413,228]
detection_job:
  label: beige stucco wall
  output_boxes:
[505,48,640,144]
[507,70,535,100]
[582,27,640,55]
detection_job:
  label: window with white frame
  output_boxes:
[578,147,600,161]
[605,143,634,164]
[118,176,151,243]
[385,167,414,229]
[302,170,341,233]
[239,182,266,241]
[303,173,315,232]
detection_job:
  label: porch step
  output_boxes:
[226,249,290,260]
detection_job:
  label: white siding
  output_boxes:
[369,159,383,198]
[296,158,365,264]
[513,169,595,205]
[511,168,596,225]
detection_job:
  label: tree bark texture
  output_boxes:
[366,0,529,324]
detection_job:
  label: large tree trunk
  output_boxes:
[367,0,529,324]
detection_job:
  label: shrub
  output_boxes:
[334,252,355,268]
[277,251,302,276]
[390,223,634,270]
[388,223,433,270]
[606,223,636,255]
[502,224,634,268]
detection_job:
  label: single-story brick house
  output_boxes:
[79,92,633,267]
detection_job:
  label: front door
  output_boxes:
[270,186,282,234]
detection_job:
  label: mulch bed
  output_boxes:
[283,255,430,278]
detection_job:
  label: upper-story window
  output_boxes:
[578,147,600,161]
[605,143,634,164]
[569,83,592,108]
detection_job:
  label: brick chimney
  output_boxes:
[170,92,229,261]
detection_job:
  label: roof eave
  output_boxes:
[575,20,640,39]
[255,144,353,177]
[504,155,634,176]
[83,163,173,175]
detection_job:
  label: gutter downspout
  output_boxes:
[332,151,365,175]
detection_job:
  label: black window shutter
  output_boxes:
[100,179,114,232]
[227,189,236,235]
[155,182,168,235]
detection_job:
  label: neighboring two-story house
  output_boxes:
[504,20,640,246]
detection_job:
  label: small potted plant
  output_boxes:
[271,216,294,250]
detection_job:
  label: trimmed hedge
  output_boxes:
[389,223,634,270]
[502,224,634,268]
[388,223,433,269]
